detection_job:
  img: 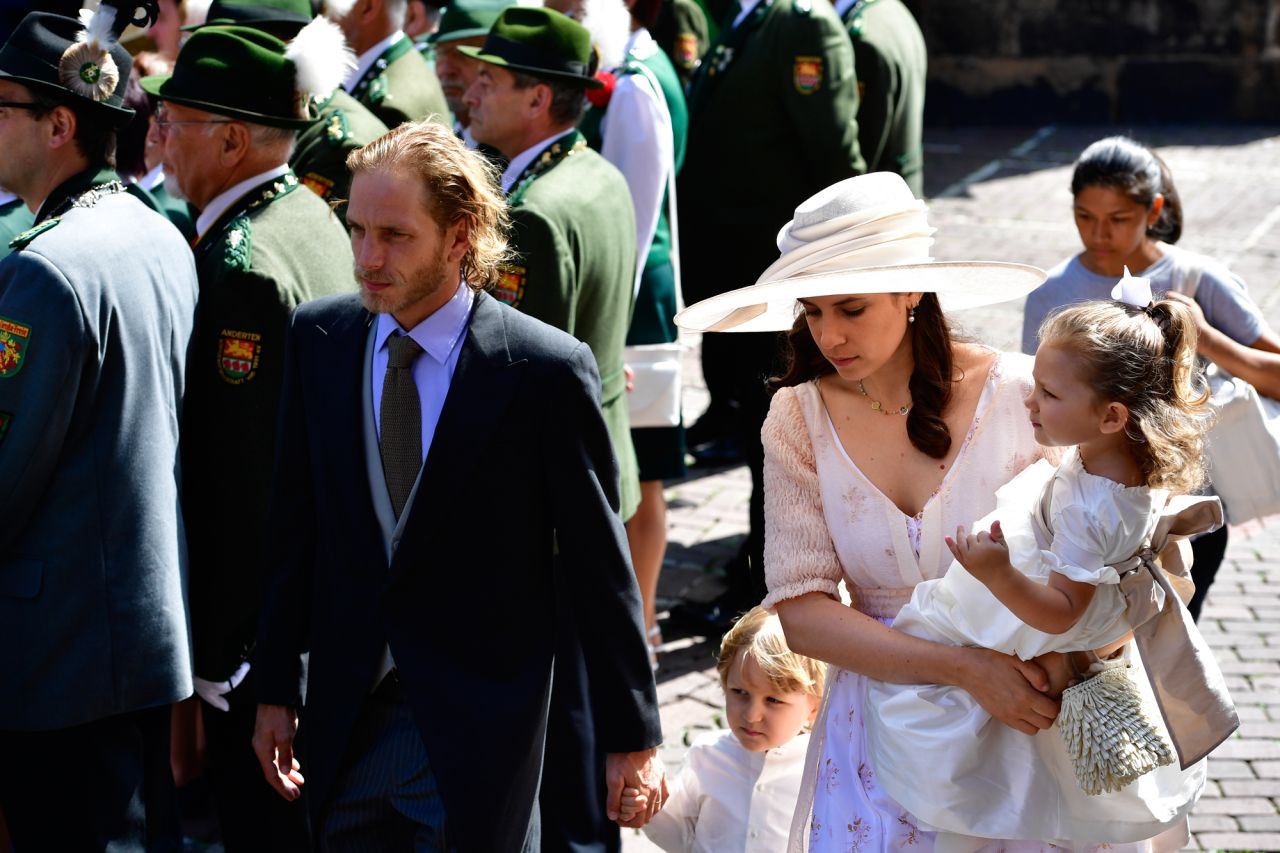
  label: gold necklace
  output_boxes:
[857,379,911,416]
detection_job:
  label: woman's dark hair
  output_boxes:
[1070,135,1182,245]
[769,292,955,459]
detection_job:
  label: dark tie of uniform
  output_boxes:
[380,333,424,518]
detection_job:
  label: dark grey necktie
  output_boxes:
[380,334,424,519]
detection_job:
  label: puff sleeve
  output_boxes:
[761,385,844,609]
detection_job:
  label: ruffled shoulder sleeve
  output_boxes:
[1044,461,1151,584]
[761,384,843,610]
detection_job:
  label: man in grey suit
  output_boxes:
[0,2,198,848]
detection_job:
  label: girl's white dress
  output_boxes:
[865,450,1205,848]
[760,352,1194,853]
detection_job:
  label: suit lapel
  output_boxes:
[388,293,525,581]
[313,300,388,560]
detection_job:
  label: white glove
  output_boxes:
[194,660,252,712]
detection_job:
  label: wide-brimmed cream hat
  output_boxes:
[674,173,1047,333]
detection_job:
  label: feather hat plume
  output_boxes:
[59,1,160,102]
[285,15,356,99]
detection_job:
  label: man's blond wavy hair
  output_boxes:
[346,120,511,291]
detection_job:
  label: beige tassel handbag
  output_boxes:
[1057,650,1175,795]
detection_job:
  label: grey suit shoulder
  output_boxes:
[0,189,197,731]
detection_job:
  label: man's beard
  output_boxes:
[357,245,451,318]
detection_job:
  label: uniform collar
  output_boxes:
[195,163,291,240]
[346,30,407,92]
[35,166,122,224]
[501,128,578,193]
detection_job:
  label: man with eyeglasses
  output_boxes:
[0,2,197,847]
[141,18,354,850]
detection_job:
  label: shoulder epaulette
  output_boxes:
[7,218,60,251]
[220,215,253,273]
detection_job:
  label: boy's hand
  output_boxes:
[945,520,1013,584]
[617,787,648,822]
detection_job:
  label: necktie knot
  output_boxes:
[388,333,423,369]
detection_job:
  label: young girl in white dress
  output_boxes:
[865,286,1219,849]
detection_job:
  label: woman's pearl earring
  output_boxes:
[908,305,916,324]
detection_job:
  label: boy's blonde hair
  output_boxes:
[717,606,825,698]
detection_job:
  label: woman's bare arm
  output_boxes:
[775,592,1060,735]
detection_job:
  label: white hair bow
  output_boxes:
[1111,266,1154,308]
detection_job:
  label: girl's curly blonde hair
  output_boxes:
[1037,298,1213,494]
[345,119,512,290]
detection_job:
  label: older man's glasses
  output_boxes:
[153,106,235,132]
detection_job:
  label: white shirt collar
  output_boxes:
[345,30,405,92]
[373,281,473,364]
[139,164,166,192]
[500,129,575,193]
[624,27,659,62]
[732,0,764,28]
[195,163,291,239]
[0,189,19,207]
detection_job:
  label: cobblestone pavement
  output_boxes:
[625,124,1280,852]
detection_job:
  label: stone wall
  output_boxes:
[905,0,1280,122]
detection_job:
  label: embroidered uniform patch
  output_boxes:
[301,172,335,200]
[217,329,262,384]
[494,264,527,307]
[324,111,350,146]
[367,76,388,104]
[793,56,822,94]
[0,316,31,378]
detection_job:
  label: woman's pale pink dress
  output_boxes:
[760,351,1190,853]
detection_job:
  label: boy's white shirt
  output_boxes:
[643,728,809,852]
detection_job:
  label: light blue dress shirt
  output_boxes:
[371,282,474,461]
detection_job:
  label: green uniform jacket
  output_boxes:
[292,88,390,215]
[679,0,864,302]
[183,171,355,680]
[496,131,640,520]
[349,34,449,129]
[0,196,34,262]
[844,0,925,197]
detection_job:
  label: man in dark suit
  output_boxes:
[0,3,195,848]
[252,119,665,851]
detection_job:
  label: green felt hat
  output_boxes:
[0,2,160,128]
[141,25,316,129]
[183,0,314,37]
[458,6,601,89]
[429,0,511,44]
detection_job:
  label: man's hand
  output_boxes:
[605,748,666,828]
[946,521,1013,585]
[252,703,305,801]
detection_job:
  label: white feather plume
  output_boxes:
[321,0,360,22]
[286,17,357,98]
[78,5,119,51]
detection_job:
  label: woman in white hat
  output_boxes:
[677,173,1180,851]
